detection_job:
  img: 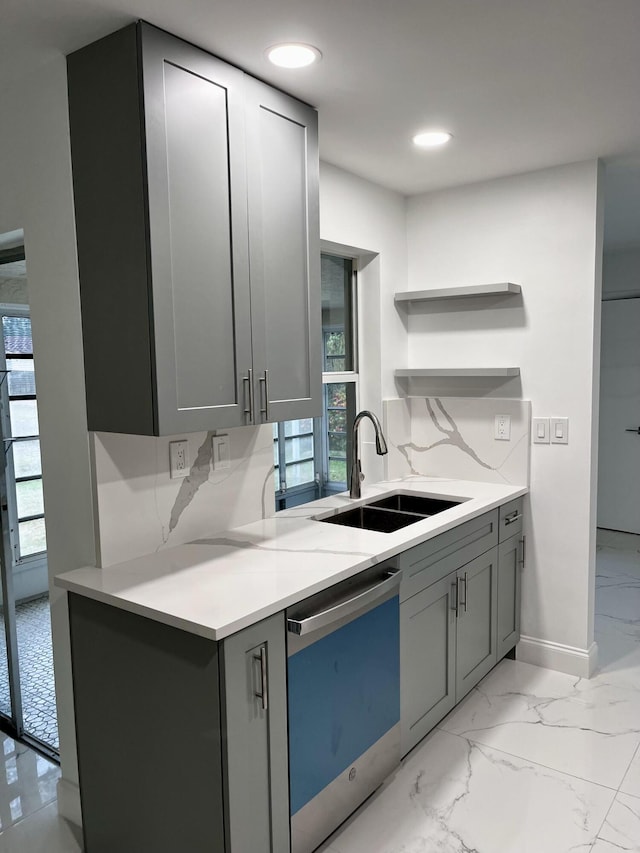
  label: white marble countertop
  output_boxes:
[55,476,527,641]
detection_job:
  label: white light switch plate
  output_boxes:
[494,414,511,441]
[533,417,550,444]
[169,440,189,478]
[550,417,569,444]
[212,434,231,469]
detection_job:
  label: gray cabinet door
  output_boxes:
[245,77,322,423]
[141,24,253,434]
[455,547,498,701]
[497,534,522,659]
[400,572,456,757]
[221,612,290,853]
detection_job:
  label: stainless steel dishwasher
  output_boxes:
[287,565,401,853]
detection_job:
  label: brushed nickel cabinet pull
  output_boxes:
[519,535,527,568]
[243,368,254,423]
[259,369,270,421]
[253,646,268,711]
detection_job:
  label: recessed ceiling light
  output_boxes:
[412,130,453,148]
[266,43,322,68]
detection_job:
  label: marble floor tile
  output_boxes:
[439,658,640,789]
[318,729,614,853]
[591,792,640,852]
[596,613,640,677]
[595,541,640,679]
[0,802,82,853]
[0,735,59,833]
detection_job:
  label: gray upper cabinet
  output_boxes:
[68,22,320,435]
[245,77,322,423]
[141,27,253,435]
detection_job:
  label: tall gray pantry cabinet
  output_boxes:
[67,22,321,435]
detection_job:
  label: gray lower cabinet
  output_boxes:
[401,549,498,756]
[497,533,523,659]
[400,572,457,754]
[68,22,320,435]
[68,593,288,853]
[454,548,498,701]
[400,501,524,757]
[221,617,290,853]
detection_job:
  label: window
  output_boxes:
[274,253,358,510]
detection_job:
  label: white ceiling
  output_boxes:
[3,0,640,244]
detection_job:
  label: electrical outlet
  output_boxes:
[494,414,511,441]
[212,434,230,470]
[169,440,189,479]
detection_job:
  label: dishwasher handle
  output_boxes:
[287,570,401,636]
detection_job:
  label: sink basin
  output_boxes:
[367,493,461,515]
[317,492,463,533]
[320,505,425,533]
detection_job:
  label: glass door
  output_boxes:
[0,244,57,757]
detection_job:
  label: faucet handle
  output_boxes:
[360,472,365,482]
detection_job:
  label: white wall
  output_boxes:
[405,161,603,676]
[0,58,96,822]
[319,162,407,482]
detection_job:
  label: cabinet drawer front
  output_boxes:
[499,497,524,541]
[399,510,498,602]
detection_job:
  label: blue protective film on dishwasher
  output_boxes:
[287,595,400,816]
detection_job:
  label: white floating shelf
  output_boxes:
[394,368,520,378]
[394,282,521,304]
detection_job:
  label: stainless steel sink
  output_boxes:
[367,493,460,515]
[317,492,463,533]
[319,505,426,533]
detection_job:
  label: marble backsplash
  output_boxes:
[384,396,531,485]
[91,425,275,567]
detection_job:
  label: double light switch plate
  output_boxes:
[533,417,569,444]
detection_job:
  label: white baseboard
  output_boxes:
[57,777,83,828]
[516,635,598,678]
